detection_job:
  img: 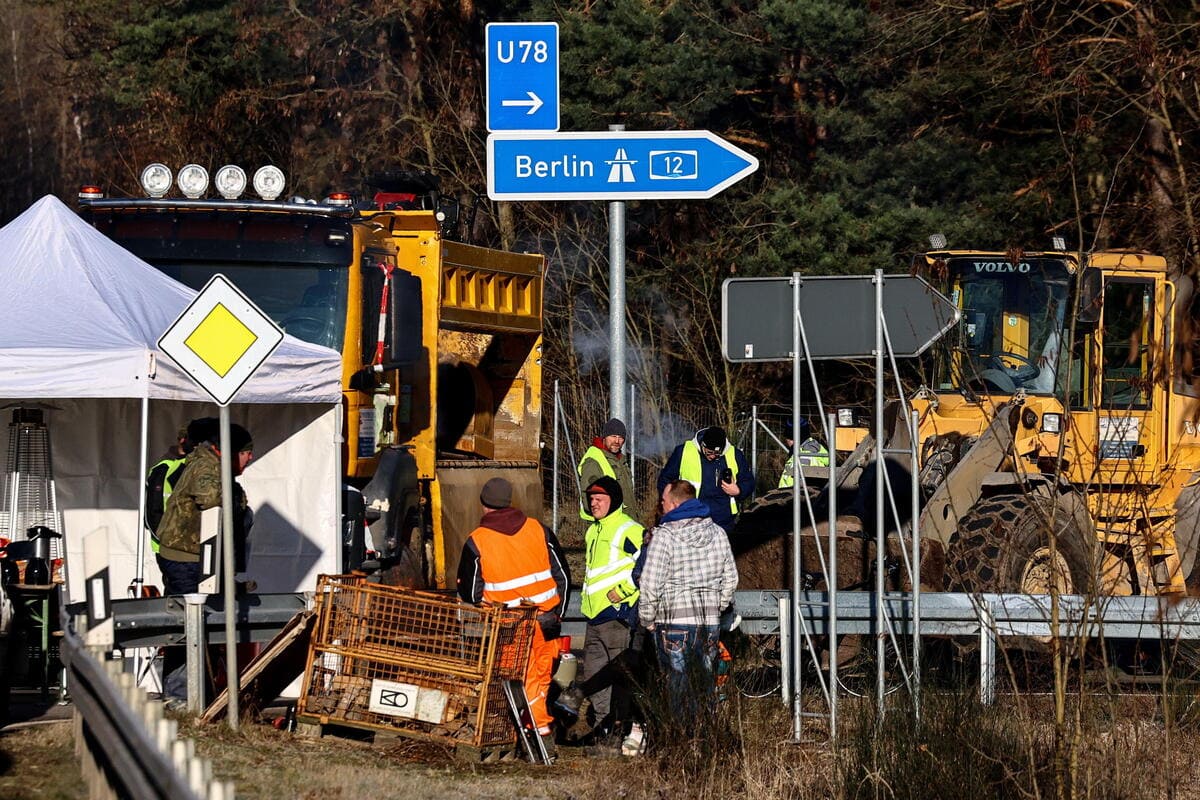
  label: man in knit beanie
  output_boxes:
[577,417,642,523]
[457,476,571,757]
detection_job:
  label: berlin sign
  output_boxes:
[487,130,759,201]
[721,274,960,362]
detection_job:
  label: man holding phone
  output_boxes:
[656,426,754,534]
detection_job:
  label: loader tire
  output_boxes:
[943,493,1095,595]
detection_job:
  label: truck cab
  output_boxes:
[79,167,546,588]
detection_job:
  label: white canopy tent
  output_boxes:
[0,195,343,600]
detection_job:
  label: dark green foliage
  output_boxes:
[9,0,1200,417]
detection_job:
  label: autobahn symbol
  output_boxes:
[487,130,759,200]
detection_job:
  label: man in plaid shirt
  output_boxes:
[638,480,738,713]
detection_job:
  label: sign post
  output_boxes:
[158,274,284,730]
[484,19,760,445]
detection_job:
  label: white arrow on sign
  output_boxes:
[501,91,544,115]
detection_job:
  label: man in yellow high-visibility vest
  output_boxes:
[555,476,643,742]
[656,426,754,534]
[778,417,830,489]
[577,417,641,523]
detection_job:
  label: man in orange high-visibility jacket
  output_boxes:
[457,477,571,754]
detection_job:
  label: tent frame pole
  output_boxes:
[133,396,149,595]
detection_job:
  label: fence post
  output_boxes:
[979,599,996,705]
[185,593,208,712]
[778,595,791,706]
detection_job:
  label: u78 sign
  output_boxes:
[487,130,760,201]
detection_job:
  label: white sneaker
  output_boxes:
[621,723,645,756]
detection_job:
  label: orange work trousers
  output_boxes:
[525,623,559,734]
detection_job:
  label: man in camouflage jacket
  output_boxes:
[156,424,253,595]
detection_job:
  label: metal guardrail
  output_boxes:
[90,587,1200,713]
[716,590,1200,638]
[95,589,1200,647]
[72,592,310,649]
[60,601,236,800]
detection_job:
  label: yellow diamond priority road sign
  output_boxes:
[158,274,284,406]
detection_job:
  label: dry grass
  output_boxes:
[0,721,85,799]
[12,674,1200,799]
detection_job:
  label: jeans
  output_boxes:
[581,620,632,725]
[156,555,201,596]
[156,555,201,700]
[653,624,719,719]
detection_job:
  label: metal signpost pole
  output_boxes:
[552,379,560,529]
[791,273,803,742]
[911,408,922,719]
[751,405,759,480]
[157,273,284,732]
[874,269,886,717]
[608,123,627,424]
[827,411,838,742]
[219,408,239,730]
[629,383,636,486]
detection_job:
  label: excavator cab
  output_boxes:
[938,255,1073,398]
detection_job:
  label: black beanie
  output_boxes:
[186,417,220,447]
[480,477,513,509]
[601,418,627,439]
[701,426,727,450]
[585,475,624,515]
[230,424,253,453]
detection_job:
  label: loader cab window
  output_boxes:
[1100,280,1153,409]
[941,257,1071,396]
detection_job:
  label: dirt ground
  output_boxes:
[10,687,1200,799]
[0,695,830,800]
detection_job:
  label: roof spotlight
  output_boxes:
[1051,236,1067,251]
[253,166,285,201]
[214,165,247,200]
[177,164,209,199]
[140,163,173,198]
[928,233,947,250]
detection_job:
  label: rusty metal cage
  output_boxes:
[297,575,536,748]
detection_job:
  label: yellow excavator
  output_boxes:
[738,244,1200,603]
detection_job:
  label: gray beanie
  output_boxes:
[601,418,627,438]
[480,477,513,509]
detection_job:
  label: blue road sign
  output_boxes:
[486,22,559,132]
[487,131,759,200]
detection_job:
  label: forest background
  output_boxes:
[2,0,1198,471]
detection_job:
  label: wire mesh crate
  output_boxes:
[297,575,536,748]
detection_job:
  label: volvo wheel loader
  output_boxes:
[736,245,1200,606]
